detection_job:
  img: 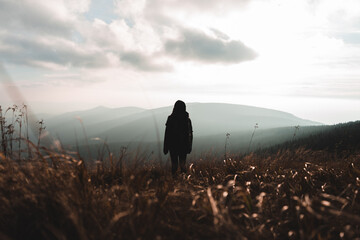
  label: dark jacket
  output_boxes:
[164,112,193,154]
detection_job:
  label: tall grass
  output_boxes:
[224,133,230,160]
[0,104,42,160]
[0,146,359,239]
[247,123,259,153]
[292,125,300,141]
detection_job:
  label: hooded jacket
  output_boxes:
[164,101,193,154]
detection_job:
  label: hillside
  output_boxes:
[263,121,360,154]
[75,120,359,158]
[192,125,329,154]
[44,103,321,147]
[45,106,145,142]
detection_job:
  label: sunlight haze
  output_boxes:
[1,0,360,124]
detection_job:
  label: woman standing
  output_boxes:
[163,100,193,175]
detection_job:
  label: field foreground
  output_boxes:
[0,149,360,240]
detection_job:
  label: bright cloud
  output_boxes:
[164,28,257,64]
[0,0,360,124]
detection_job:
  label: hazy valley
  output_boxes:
[42,103,323,156]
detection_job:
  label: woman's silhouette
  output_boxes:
[163,100,193,175]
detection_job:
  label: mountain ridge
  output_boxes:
[44,102,322,145]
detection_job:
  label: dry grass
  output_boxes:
[0,148,359,240]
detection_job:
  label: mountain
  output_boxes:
[44,103,321,148]
[44,106,145,142]
[186,103,319,136]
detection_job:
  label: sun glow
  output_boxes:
[0,0,360,123]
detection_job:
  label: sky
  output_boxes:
[0,0,360,124]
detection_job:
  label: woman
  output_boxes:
[163,100,193,175]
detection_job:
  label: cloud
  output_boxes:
[164,28,257,64]
[0,0,256,73]
[0,30,171,72]
[0,0,166,72]
[143,0,251,27]
[0,0,84,36]
[145,0,250,17]
[0,33,110,69]
[114,0,146,19]
[0,0,108,70]
[121,51,173,72]
[210,28,230,41]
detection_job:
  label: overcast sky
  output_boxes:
[0,0,360,124]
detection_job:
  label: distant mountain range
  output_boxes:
[43,103,322,153]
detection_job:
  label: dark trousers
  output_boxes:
[170,151,186,175]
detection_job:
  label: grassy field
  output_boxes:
[0,146,359,240]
